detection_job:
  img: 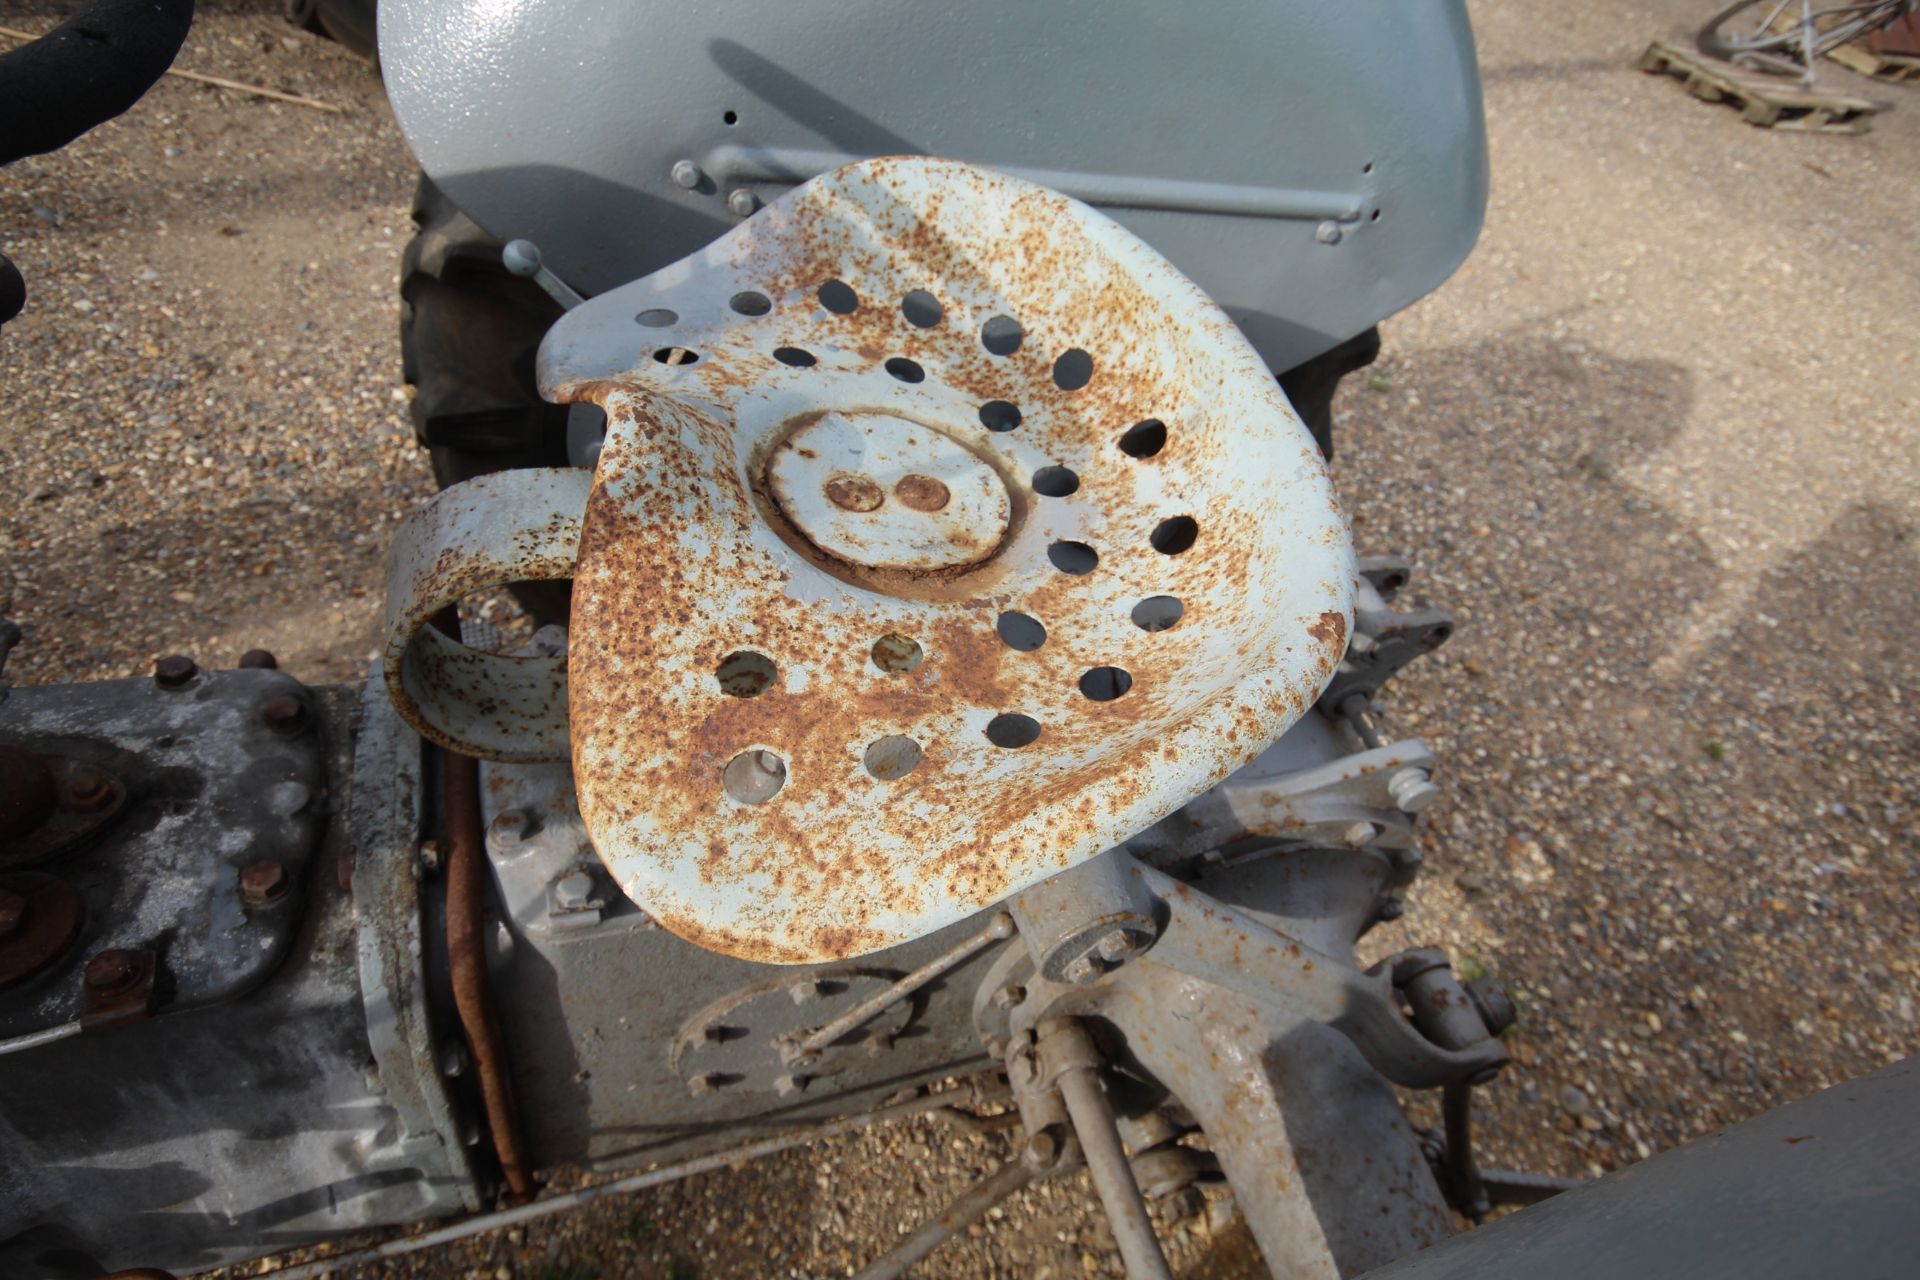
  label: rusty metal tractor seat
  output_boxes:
[385,158,1354,963]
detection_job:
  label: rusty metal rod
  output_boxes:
[252,1085,989,1280]
[443,742,535,1203]
[0,1020,79,1057]
[1054,1049,1173,1280]
[851,1154,1036,1280]
[933,1105,1025,1135]
[796,911,1014,1056]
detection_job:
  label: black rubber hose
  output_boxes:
[0,0,196,166]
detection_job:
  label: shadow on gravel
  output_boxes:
[1338,327,1920,1188]
[1,482,402,685]
[1480,56,1635,85]
[1336,329,1718,696]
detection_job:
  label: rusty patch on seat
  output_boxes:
[542,157,1354,963]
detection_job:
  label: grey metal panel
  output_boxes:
[378,0,1486,375]
[471,711,1384,1173]
[0,691,471,1279]
[494,907,1007,1172]
[0,670,328,1039]
[469,754,1010,1171]
[1361,1057,1920,1280]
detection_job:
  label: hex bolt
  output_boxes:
[700,1023,727,1044]
[63,767,113,812]
[688,1072,725,1097]
[260,695,307,735]
[864,1031,895,1057]
[1377,898,1406,922]
[552,870,596,911]
[1024,1129,1060,1170]
[1342,821,1380,848]
[239,858,289,906]
[237,648,278,670]
[1315,220,1344,245]
[153,654,198,689]
[774,1072,811,1097]
[727,188,759,217]
[0,888,24,938]
[1388,767,1440,814]
[83,948,138,995]
[789,979,823,1004]
[438,1037,471,1078]
[990,982,1026,1010]
[487,810,529,851]
[670,159,705,189]
[1062,954,1101,986]
[1095,929,1140,963]
[418,840,443,874]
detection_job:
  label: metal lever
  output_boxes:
[1135,860,1509,1089]
[851,1156,1036,1280]
[1038,1019,1174,1280]
[501,239,585,310]
[783,912,1014,1065]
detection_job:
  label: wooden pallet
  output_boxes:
[1761,11,1920,81]
[1831,43,1920,80]
[1640,41,1882,132]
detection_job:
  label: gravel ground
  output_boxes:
[4,1,1918,1277]
[1,1,421,690]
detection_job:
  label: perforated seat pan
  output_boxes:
[541,157,1354,963]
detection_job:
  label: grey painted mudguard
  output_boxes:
[1362,1056,1920,1280]
[379,0,1486,376]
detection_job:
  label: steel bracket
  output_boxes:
[380,467,590,762]
[1157,738,1438,865]
[997,853,1506,1090]
[1319,570,1455,710]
